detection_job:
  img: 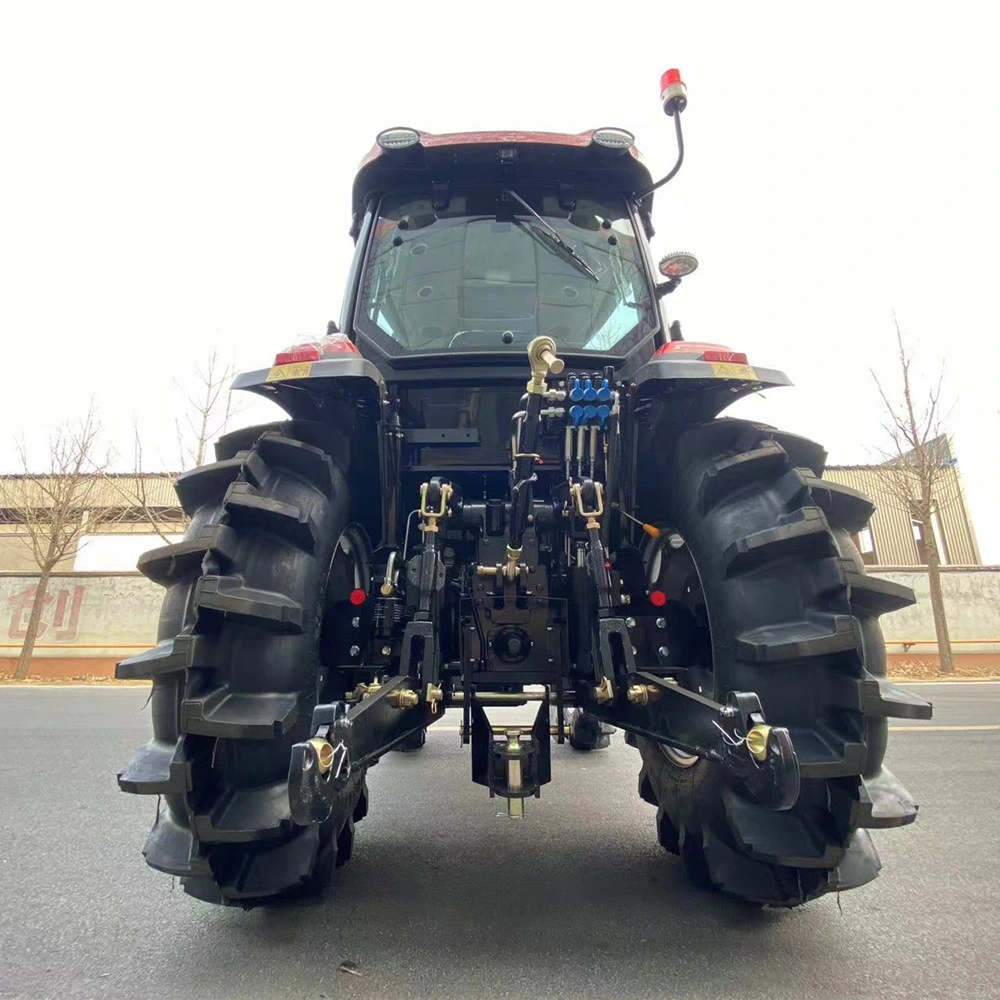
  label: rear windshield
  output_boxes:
[356,187,657,357]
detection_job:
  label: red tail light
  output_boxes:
[274,344,321,364]
[274,334,360,365]
[702,349,748,364]
[654,342,748,364]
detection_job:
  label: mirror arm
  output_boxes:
[655,277,681,299]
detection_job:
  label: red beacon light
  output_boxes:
[660,68,687,116]
[274,333,360,365]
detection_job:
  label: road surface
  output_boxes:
[0,682,997,999]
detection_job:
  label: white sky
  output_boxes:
[1,0,998,561]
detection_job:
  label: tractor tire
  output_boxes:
[635,417,926,907]
[116,421,370,907]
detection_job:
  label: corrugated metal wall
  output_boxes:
[824,465,981,567]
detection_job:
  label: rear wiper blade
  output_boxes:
[503,188,599,282]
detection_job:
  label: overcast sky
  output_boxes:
[1,0,997,561]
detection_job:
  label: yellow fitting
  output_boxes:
[627,683,661,705]
[380,581,394,597]
[746,724,771,761]
[570,481,604,521]
[418,481,453,534]
[627,684,648,705]
[307,738,335,775]
[526,335,564,393]
[504,546,522,580]
[592,677,614,704]
[426,683,443,715]
[390,689,420,710]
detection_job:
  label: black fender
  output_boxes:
[232,356,387,421]
[633,356,791,425]
[232,356,394,547]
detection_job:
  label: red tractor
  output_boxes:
[118,71,931,907]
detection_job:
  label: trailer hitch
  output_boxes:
[288,675,434,825]
[470,692,552,818]
[592,672,800,811]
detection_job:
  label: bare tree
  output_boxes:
[175,350,237,470]
[0,406,123,679]
[871,318,957,674]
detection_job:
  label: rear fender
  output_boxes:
[634,342,790,424]
[232,356,387,421]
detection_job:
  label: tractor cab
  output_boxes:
[345,128,664,376]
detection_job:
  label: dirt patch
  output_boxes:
[0,673,148,685]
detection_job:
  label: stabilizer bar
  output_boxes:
[288,675,435,825]
[589,672,801,811]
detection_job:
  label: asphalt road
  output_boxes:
[0,683,998,1000]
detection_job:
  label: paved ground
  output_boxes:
[0,683,998,1000]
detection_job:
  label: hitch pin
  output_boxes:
[712,721,762,768]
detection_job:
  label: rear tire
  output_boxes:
[635,418,924,907]
[117,422,369,906]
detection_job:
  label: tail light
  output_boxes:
[274,334,360,365]
[654,342,747,364]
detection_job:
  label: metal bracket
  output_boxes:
[471,691,552,816]
[288,675,433,825]
[590,673,800,811]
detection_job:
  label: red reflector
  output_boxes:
[655,341,738,359]
[319,334,361,356]
[649,589,667,607]
[274,334,360,365]
[349,589,367,606]
[702,349,748,364]
[274,344,321,364]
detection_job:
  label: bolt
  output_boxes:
[592,677,614,704]
[349,645,360,657]
[625,616,636,628]
[657,646,670,659]
[655,617,667,629]
[381,645,392,656]
[627,684,648,706]
[390,689,419,709]
[351,617,360,628]
[720,705,738,719]
[621,594,631,605]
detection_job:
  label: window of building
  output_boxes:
[911,514,950,566]
[852,525,878,566]
[930,507,950,565]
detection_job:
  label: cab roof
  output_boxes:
[350,129,655,237]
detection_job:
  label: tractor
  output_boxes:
[117,70,931,907]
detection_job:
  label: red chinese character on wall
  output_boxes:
[7,584,86,641]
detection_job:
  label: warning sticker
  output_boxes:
[710,362,758,381]
[266,362,313,382]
